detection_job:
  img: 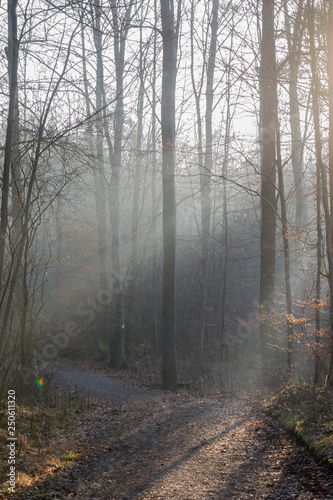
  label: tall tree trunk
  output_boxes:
[198,0,219,374]
[259,0,278,387]
[160,0,180,391]
[221,33,234,385]
[283,0,306,227]
[327,0,333,386]
[314,149,322,385]
[127,26,145,356]
[0,0,19,292]
[276,125,294,380]
[92,0,109,341]
[7,0,24,366]
[190,0,204,373]
[109,1,132,369]
[152,0,159,358]
[309,0,333,387]
[0,12,80,358]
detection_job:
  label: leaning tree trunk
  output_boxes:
[259,0,278,387]
[160,0,180,391]
[0,21,80,357]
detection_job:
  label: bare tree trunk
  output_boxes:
[0,13,81,357]
[309,0,333,387]
[152,0,159,358]
[190,0,204,374]
[314,151,322,385]
[83,5,110,357]
[190,0,219,374]
[259,0,278,387]
[0,0,19,291]
[127,26,145,356]
[221,36,234,385]
[109,1,132,369]
[327,0,333,386]
[199,0,219,374]
[7,0,24,369]
[276,125,294,380]
[160,0,180,391]
[92,0,109,324]
[283,0,306,227]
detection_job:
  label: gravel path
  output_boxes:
[51,366,147,402]
[14,361,333,499]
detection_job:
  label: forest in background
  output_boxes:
[0,0,333,395]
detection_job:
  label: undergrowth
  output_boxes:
[263,383,333,466]
[0,378,89,495]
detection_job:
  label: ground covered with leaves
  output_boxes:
[0,380,90,497]
[263,384,333,467]
[1,361,333,499]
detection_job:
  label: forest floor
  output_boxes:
[2,359,333,499]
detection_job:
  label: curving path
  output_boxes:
[14,362,333,499]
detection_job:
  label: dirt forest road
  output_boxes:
[16,362,333,499]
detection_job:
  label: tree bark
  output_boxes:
[259,0,278,387]
[283,0,306,227]
[109,1,132,369]
[92,0,109,340]
[127,26,145,356]
[308,0,333,387]
[160,0,180,391]
[327,0,333,386]
[0,0,19,292]
[152,0,159,358]
[221,30,234,386]
[314,150,323,385]
[276,124,294,380]
[199,0,219,374]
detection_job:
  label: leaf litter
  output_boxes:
[4,359,333,499]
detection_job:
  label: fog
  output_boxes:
[0,0,330,395]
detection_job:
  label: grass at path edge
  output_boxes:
[262,383,333,468]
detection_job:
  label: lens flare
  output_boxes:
[36,377,44,388]
[98,341,108,352]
